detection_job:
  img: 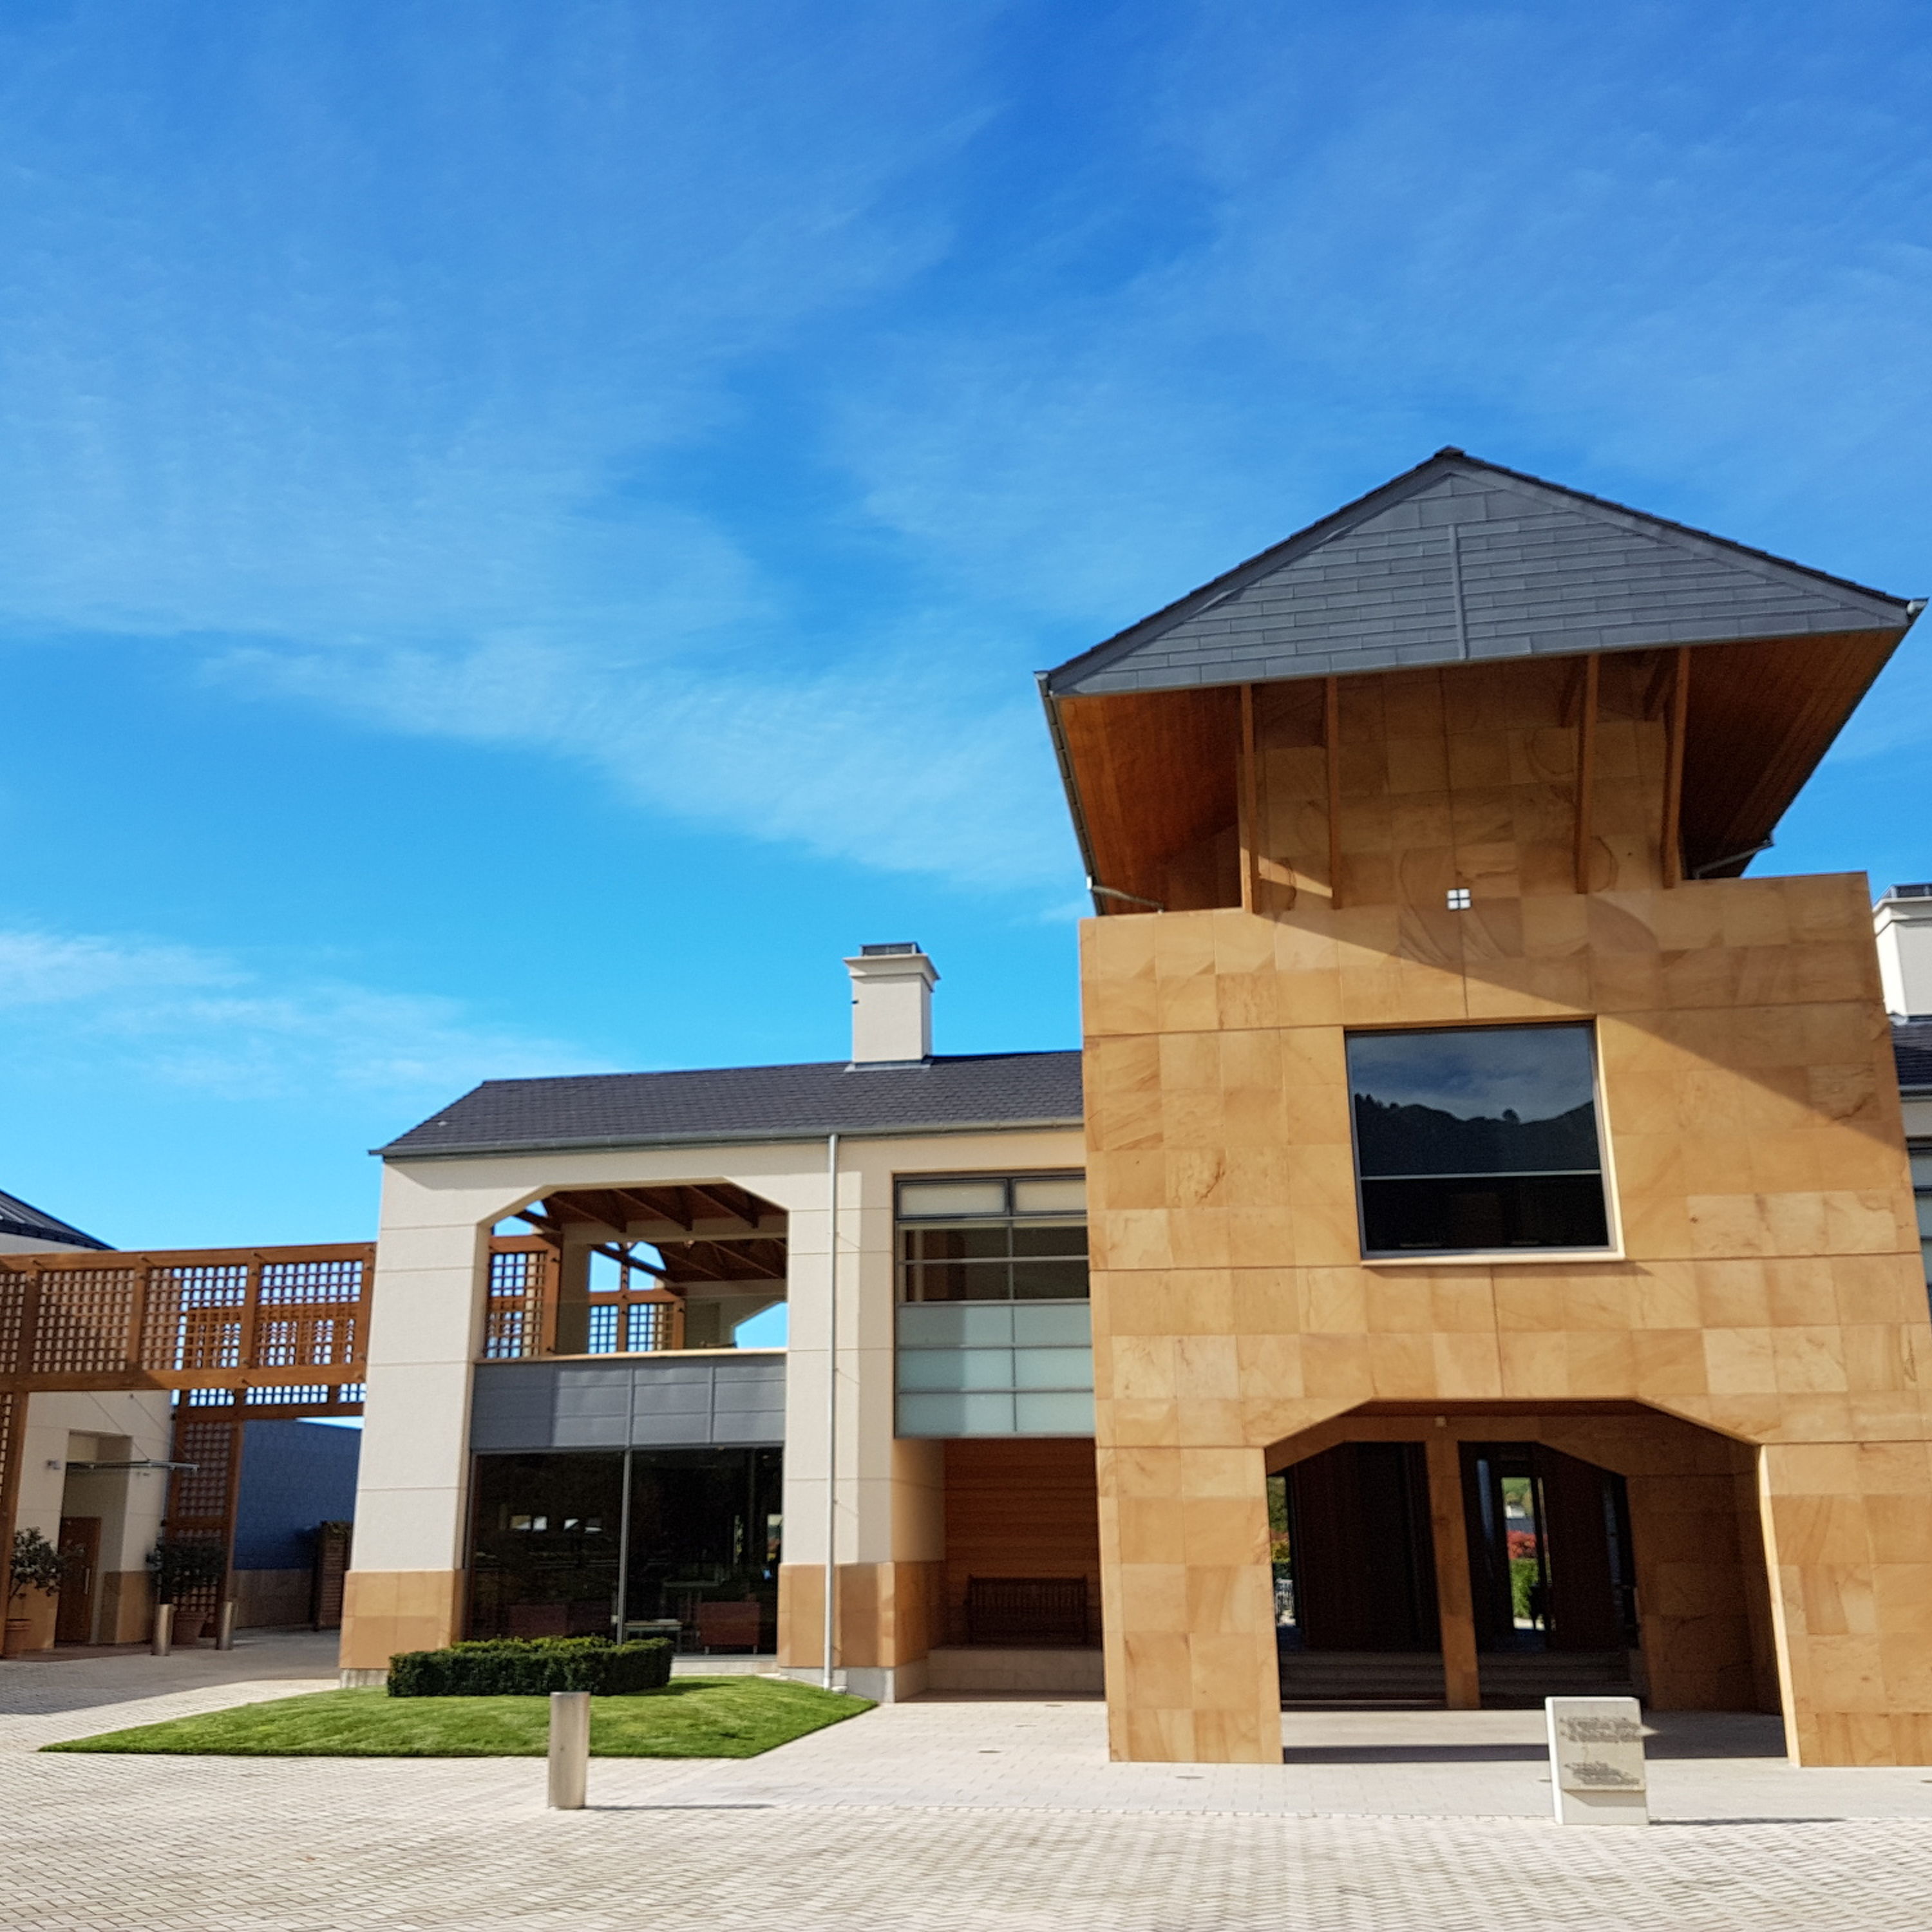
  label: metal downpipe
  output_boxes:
[822,1132,840,1691]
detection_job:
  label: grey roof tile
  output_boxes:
[1046,451,1917,699]
[1895,1020,1932,1091]
[378,1052,1086,1159]
[0,1187,109,1251]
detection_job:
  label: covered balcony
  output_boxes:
[483,1179,786,1359]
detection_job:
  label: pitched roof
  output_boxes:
[1894,1019,1932,1094]
[379,1050,1085,1159]
[1045,450,1918,698]
[0,1187,109,1251]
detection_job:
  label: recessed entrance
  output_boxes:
[1269,1407,1777,1714]
[1461,1443,1638,1656]
[1273,1443,1438,1652]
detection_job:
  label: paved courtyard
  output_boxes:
[7,1631,1932,1929]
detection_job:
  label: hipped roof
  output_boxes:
[1045,450,1916,699]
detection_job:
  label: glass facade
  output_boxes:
[895,1173,1094,1437]
[898,1173,1088,1302]
[468,1446,781,1650]
[1345,1024,1612,1256]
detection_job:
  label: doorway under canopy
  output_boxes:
[1271,1432,1653,1706]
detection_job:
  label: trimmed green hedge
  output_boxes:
[388,1636,674,1697]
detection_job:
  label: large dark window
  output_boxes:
[469,1447,782,1650]
[1347,1025,1611,1256]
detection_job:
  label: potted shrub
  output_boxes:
[146,1541,227,1645]
[6,1528,68,1657]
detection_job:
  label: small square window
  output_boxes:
[1446,887,1472,910]
[1346,1023,1611,1256]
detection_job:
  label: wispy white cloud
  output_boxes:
[1,0,1927,893]
[824,5,1932,630]
[214,628,1076,887]
[0,927,592,1101]
[0,2,1065,888]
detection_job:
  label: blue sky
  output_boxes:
[1,0,1929,1248]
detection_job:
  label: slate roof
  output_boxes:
[379,1051,1086,1159]
[1045,450,1918,697]
[0,1187,109,1251]
[1894,1021,1932,1094]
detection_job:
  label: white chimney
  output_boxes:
[845,943,938,1064]
[1875,886,1932,1019]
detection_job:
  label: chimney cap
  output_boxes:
[1884,884,1932,901]
[859,942,923,956]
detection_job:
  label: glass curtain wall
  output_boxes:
[895,1173,1094,1436]
[469,1447,781,1651]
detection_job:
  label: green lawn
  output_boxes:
[43,1677,873,1759]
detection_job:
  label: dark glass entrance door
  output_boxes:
[467,1446,782,1651]
[621,1447,782,1653]
[1275,1443,1439,1651]
[1460,1443,1637,1654]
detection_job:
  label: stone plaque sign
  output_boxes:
[1544,1696,1649,1826]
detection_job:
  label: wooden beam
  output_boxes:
[1425,1435,1482,1710]
[628,1188,693,1232]
[683,1183,763,1228]
[1572,653,1599,894]
[1238,684,1258,914]
[1642,649,1676,721]
[594,1241,668,1281]
[1323,675,1343,910]
[1662,645,1690,888]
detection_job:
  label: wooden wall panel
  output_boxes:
[942,1437,1101,1646]
[1057,688,1241,910]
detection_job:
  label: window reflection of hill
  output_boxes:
[1351,1095,1600,1177]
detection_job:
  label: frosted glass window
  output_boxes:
[1012,1176,1086,1215]
[897,1180,1008,1218]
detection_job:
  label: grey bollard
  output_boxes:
[548,1690,590,1810]
[214,1601,237,1651]
[1545,1695,1649,1825]
[151,1602,173,1658]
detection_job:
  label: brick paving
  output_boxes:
[8,1634,1932,1930]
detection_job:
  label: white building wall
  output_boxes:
[347,1122,1082,1681]
[12,1389,172,1647]
[1876,891,1932,1018]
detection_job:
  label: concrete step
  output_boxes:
[1277,1651,1447,1703]
[1276,1648,1638,1705]
[1478,1651,1634,1705]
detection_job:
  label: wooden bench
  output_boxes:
[963,1576,1089,1647]
[694,1600,764,1653]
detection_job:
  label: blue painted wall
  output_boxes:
[231,1420,361,1571]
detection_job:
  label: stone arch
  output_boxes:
[1265,1400,1781,1714]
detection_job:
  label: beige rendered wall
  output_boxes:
[344,1124,1081,1690]
[10,1390,171,1649]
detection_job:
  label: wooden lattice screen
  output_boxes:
[0,1243,375,1618]
[484,1240,554,1358]
[483,1238,684,1358]
[0,1235,563,1618]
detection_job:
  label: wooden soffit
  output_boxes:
[1046,625,1911,902]
[1052,684,1240,909]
